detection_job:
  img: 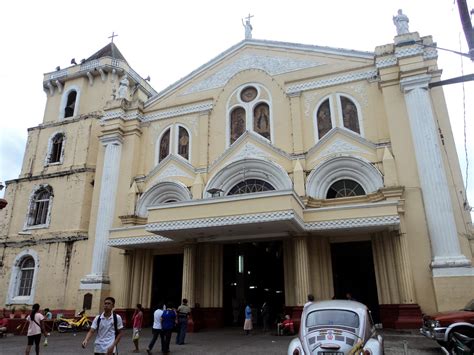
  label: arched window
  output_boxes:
[83,293,93,310]
[227,84,272,146]
[316,99,332,139]
[48,133,64,164]
[159,128,171,162]
[18,257,35,296]
[326,179,365,199]
[178,127,189,160]
[228,179,275,195]
[340,96,360,134]
[27,186,53,226]
[230,107,246,144]
[136,181,192,217]
[253,103,270,140]
[64,91,77,118]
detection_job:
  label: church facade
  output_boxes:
[1,17,473,328]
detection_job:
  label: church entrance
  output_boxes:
[223,241,284,327]
[150,254,183,310]
[331,241,380,322]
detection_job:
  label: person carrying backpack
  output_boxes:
[160,304,176,354]
[82,297,123,354]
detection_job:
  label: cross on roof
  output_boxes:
[108,32,118,43]
[245,13,254,22]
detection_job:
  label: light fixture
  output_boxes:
[207,188,224,197]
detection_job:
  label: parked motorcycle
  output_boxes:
[57,310,91,333]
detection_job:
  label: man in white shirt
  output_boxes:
[146,304,164,355]
[82,297,124,355]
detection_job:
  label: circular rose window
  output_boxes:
[240,86,257,102]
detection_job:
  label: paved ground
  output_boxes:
[0,327,443,354]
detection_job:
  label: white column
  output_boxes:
[293,236,310,306]
[400,75,470,269]
[81,134,123,288]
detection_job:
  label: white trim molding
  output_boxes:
[306,156,383,199]
[305,215,400,231]
[23,184,54,230]
[44,131,66,166]
[59,85,81,120]
[136,181,192,217]
[144,101,213,122]
[204,158,292,197]
[108,235,173,247]
[286,70,377,95]
[146,210,304,232]
[7,249,40,305]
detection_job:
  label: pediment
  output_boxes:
[145,155,195,188]
[145,39,374,109]
[182,53,324,96]
[209,131,291,173]
[307,128,377,167]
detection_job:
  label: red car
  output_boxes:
[420,299,474,347]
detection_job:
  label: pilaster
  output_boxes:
[400,75,470,269]
[81,133,123,289]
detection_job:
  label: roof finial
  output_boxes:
[242,13,254,39]
[108,32,118,43]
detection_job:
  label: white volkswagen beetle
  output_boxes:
[288,300,384,355]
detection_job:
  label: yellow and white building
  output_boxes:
[1,16,472,328]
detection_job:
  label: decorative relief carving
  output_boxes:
[146,210,298,231]
[156,163,193,180]
[183,54,324,95]
[305,215,400,230]
[287,70,377,95]
[108,235,172,246]
[375,56,398,68]
[318,138,369,157]
[231,142,270,161]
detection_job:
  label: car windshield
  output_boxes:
[306,309,360,328]
[464,299,474,311]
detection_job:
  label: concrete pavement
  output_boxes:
[0,327,443,354]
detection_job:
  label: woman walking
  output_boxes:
[132,303,144,352]
[25,303,46,355]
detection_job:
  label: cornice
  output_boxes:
[28,113,101,132]
[146,210,304,232]
[7,167,95,184]
[2,234,88,247]
[286,69,378,95]
[108,235,173,247]
[304,215,400,231]
[143,101,213,122]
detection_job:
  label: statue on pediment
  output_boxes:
[393,9,409,35]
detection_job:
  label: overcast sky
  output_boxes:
[0,0,472,220]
